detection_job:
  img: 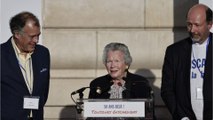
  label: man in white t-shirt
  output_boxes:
[161,4,212,120]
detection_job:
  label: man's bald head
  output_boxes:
[187,4,212,23]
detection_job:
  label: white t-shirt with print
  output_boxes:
[190,38,209,120]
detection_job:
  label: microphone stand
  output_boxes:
[79,92,84,99]
[71,87,90,114]
[76,90,85,114]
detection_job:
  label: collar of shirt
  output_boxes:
[11,37,33,61]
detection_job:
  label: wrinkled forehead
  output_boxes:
[187,5,207,19]
[187,8,206,23]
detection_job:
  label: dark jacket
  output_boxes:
[1,38,50,120]
[89,72,152,99]
[161,33,212,120]
[87,72,154,120]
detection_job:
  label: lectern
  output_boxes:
[76,99,154,120]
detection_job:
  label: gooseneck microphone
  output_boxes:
[71,86,104,114]
[71,87,91,114]
[71,87,90,95]
[71,86,103,95]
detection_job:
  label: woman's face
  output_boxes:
[105,50,128,80]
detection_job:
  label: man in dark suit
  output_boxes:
[161,4,212,120]
[1,11,50,120]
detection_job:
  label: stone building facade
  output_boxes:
[42,0,198,119]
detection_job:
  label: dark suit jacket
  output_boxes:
[88,71,152,99]
[87,72,154,120]
[161,33,212,120]
[1,38,50,120]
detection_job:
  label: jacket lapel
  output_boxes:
[182,38,193,103]
[31,51,38,95]
[6,39,30,93]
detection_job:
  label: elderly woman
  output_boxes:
[88,42,152,99]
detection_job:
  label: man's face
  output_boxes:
[186,8,212,43]
[105,50,128,80]
[15,20,40,53]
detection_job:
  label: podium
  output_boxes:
[76,99,154,120]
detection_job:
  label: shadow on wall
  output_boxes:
[59,105,79,120]
[134,69,159,104]
[134,69,172,120]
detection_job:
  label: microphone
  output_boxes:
[71,87,90,114]
[71,86,104,95]
[71,87,89,95]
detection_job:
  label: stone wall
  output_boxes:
[42,0,198,119]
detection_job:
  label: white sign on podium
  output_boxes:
[84,101,145,117]
[78,99,154,119]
